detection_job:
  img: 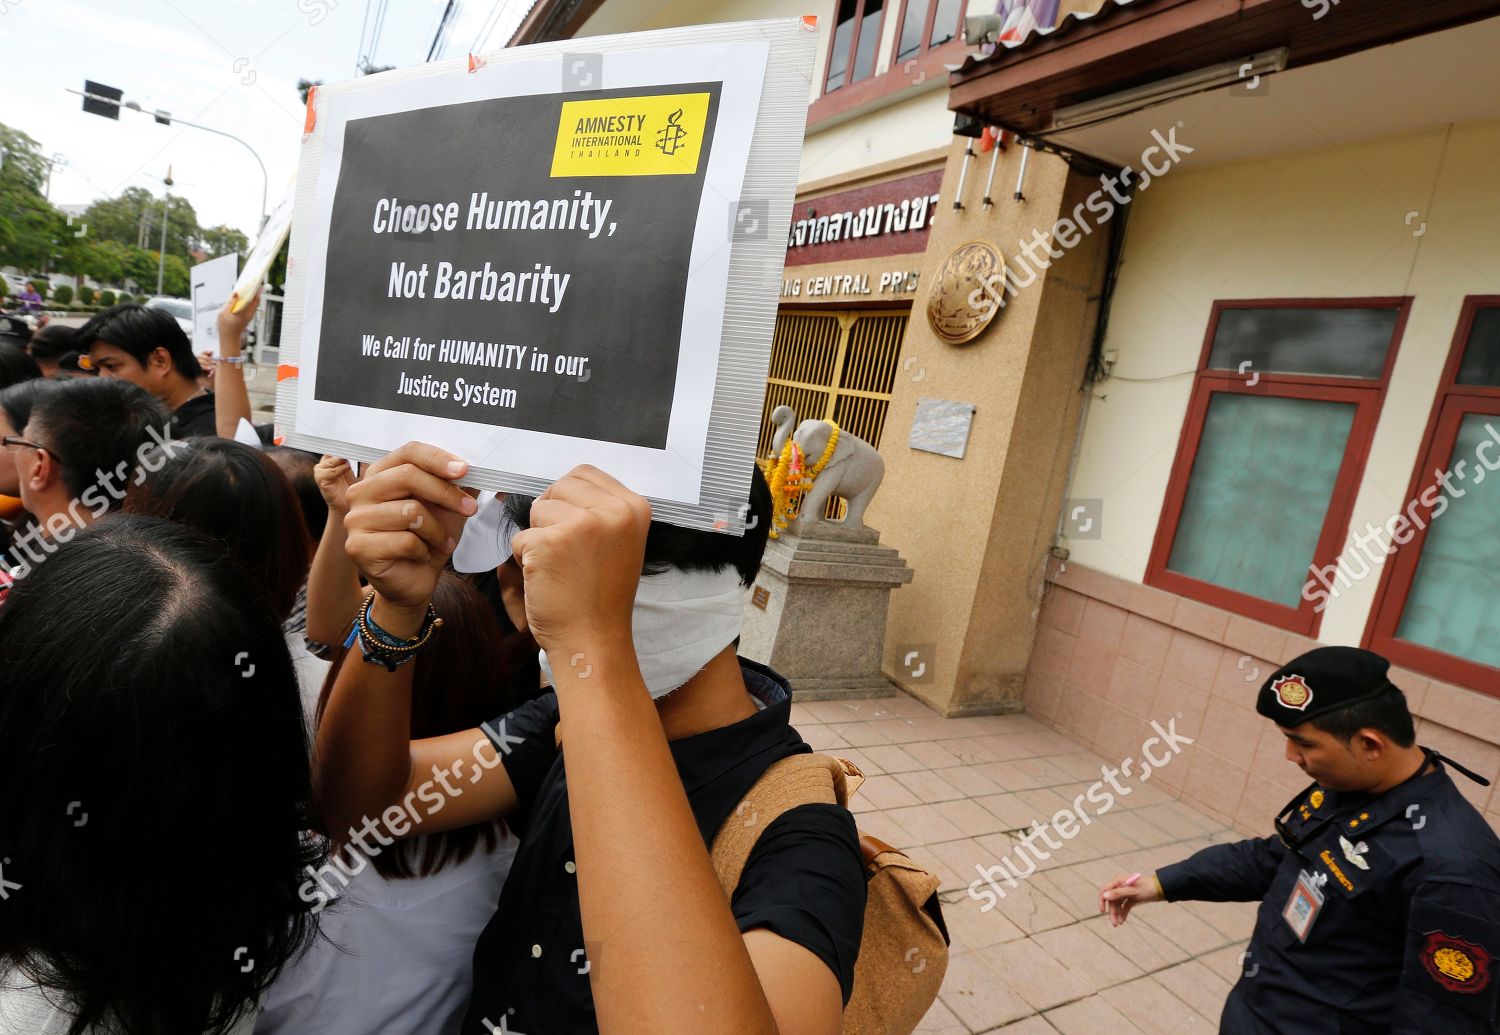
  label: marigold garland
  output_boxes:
[761,420,840,538]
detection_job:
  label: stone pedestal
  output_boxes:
[740,523,914,701]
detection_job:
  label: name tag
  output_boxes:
[1283,869,1326,942]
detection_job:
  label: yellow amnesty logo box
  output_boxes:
[551,93,711,177]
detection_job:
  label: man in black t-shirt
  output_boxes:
[315,445,866,1035]
[76,304,217,438]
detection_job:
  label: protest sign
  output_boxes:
[276,17,817,532]
[190,252,237,354]
[231,179,296,313]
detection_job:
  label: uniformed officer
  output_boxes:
[1100,646,1500,1034]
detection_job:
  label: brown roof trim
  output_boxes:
[508,0,603,46]
[948,0,1500,135]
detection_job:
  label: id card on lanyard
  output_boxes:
[1283,869,1326,942]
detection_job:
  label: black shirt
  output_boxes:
[1158,753,1500,1034]
[462,658,867,1034]
[170,391,217,438]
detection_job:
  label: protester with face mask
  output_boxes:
[314,443,866,1035]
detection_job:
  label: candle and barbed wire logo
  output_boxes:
[656,108,689,156]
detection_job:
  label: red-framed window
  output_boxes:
[1365,296,1500,696]
[893,0,965,66]
[824,0,889,93]
[1145,298,1411,635]
[808,0,965,126]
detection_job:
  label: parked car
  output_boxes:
[144,296,195,340]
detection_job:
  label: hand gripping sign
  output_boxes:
[276,18,818,533]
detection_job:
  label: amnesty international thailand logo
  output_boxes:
[552,92,710,177]
[656,108,688,156]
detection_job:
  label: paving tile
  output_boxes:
[914,996,969,1034]
[859,773,924,809]
[905,738,967,769]
[857,742,924,773]
[934,796,1011,838]
[976,792,1042,831]
[1130,895,1235,956]
[835,746,887,777]
[1197,941,1252,986]
[896,768,969,803]
[826,720,894,747]
[1079,914,1191,971]
[1043,993,1146,1034]
[940,763,1006,798]
[884,804,968,845]
[801,726,850,750]
[992,1016,1060,1034]
[1028,866,1112,923]
[938,952,1034,1032]
[941,886,1030,951]
[1099,975,1217,1035]
[1031,918,1146,990]
[981,935,1097,1011]
[1152,960,1232,1026]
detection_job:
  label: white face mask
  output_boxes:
[538,566,748,698]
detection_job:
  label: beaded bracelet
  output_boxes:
[348,590,443,672]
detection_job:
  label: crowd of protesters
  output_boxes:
[0,295,869,1035]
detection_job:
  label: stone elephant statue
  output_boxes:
[768,405,885,532]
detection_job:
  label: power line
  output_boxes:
[355,0,374,74]
[366,0,392,69]
[427,0,458,61]
[471,0,525,53]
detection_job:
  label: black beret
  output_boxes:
[1255,646,1395,725]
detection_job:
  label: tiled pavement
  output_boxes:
[790,693,1262,1034]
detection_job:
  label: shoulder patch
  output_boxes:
[1422,932,1492,994]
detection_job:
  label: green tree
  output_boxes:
[79,284,95,305]
[98,289,116,307]
[52,284,72,305]
[84,188,202,263]
[0,123,64,270]
[200,224,249,260]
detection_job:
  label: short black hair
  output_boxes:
[0,377,58,434]
[125,437,313,622]
[28,322,78,363]
[0,343,41,390]
[0,515,322,1035]
[1309,687,1416,748]
[76,303,202,379]
[26,377,172,499]
[502,464,773,586]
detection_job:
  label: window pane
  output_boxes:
[1457,307,1500,386]
[1167,393,1356,608]
[1207,307,1398,379]
[1395,413,1500,669]
[851,0,883,84]
[897,0,931,63]
[930,0,962,46]
[825,0,860,92]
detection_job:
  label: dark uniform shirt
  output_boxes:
[170,391,217,438]
[1158,751,1500,1034]
[462,658,867,1034]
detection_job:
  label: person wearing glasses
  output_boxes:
[0,379,170,602]
[1099,647,1500,1034]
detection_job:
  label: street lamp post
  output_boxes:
[69,86,269,229]
[156,166,174,296]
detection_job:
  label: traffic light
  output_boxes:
[82,80,123,119]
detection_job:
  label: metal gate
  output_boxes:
[757,308,908,517]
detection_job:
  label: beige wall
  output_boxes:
[1063,117,1500,649]
[870,138,1108,715]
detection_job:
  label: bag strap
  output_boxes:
[710,753,863,895]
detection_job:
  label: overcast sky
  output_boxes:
[3,0,530,238]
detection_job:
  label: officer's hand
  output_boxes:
[1099,873,1162,927]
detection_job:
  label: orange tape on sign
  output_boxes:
[277,364,299,382]
[801,14,818,29]
[468,53,487,72]
[302,86,318,136]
